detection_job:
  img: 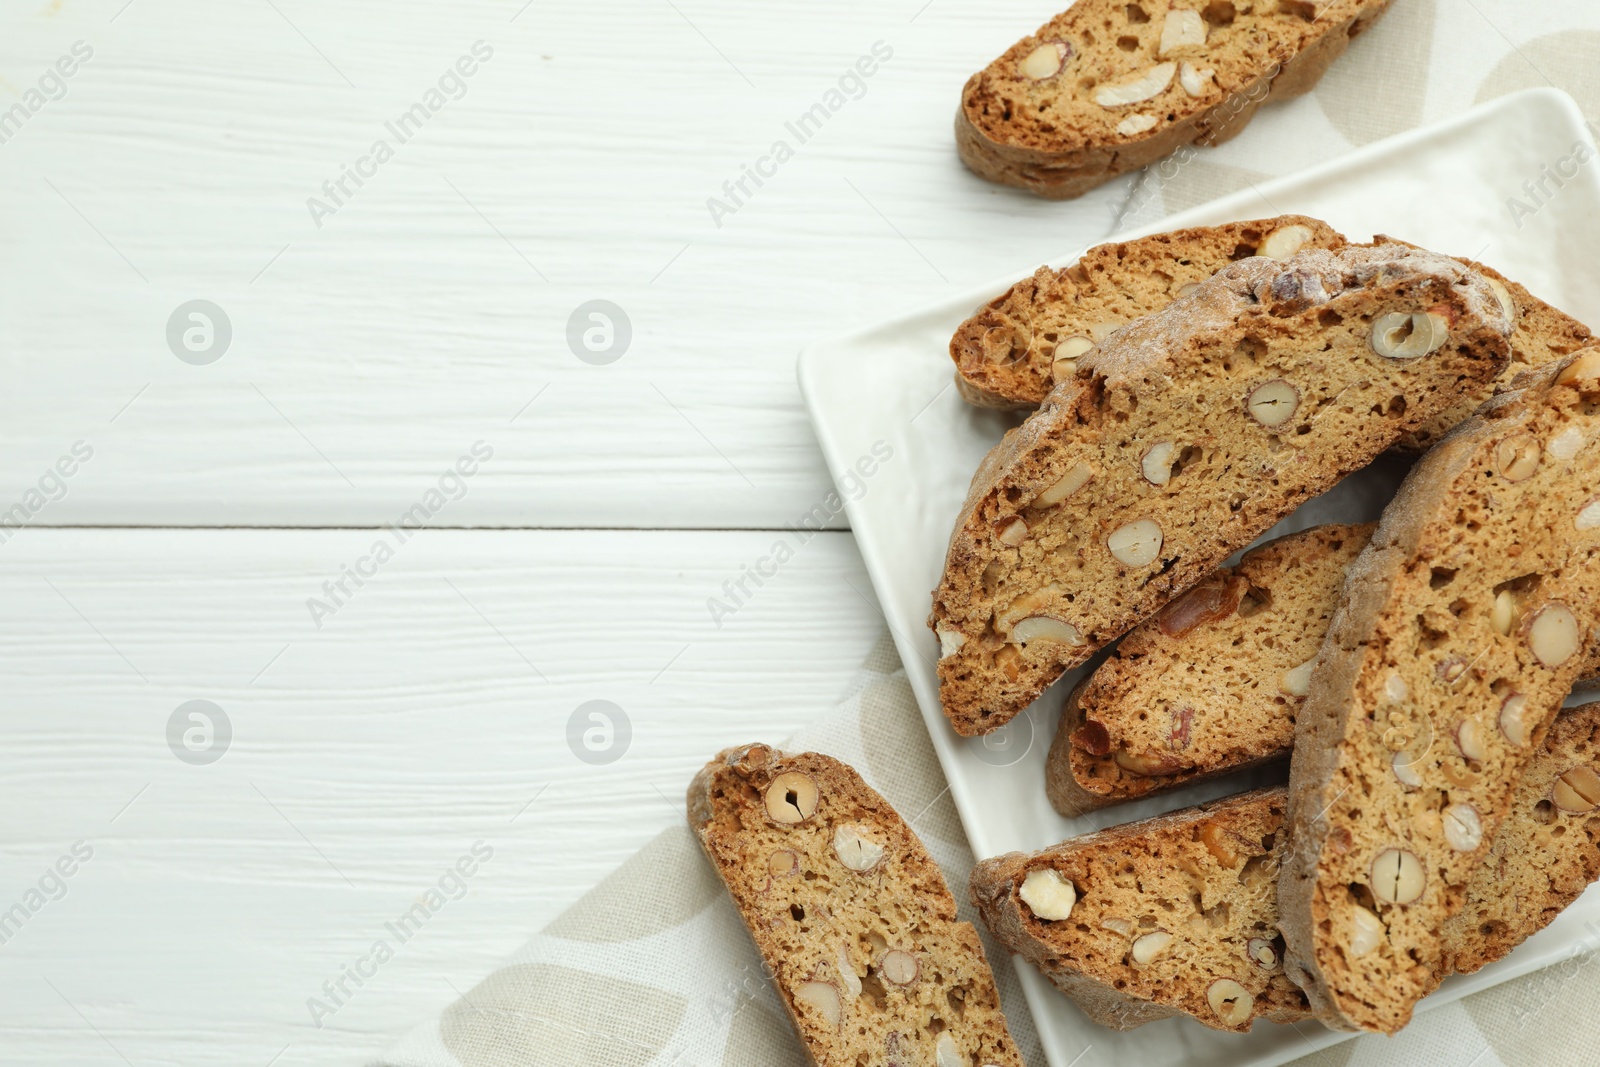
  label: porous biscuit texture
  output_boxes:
[951,229,1590,450]
[1048,518,1600,816]
[956,0,1394,199]
[971,789,1311,1033]
[1281,350,1600,1033]
[1397,257,1593,450]
[1436,705,1600,977]
[688,744,1024,1067]
[1046,523,1374,816]
[931,243,1513,736]
[981,709,1600,1034]
[951,217,1345,410]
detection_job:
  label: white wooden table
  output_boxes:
[0,1,1577,1064]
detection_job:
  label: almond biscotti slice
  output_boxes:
[687,744,1024,1067]
[931,243,1512,736]
[1048,517,1600,816]
[952,217,1346,410]
[1046,523,1376,816]
[1281,350,1600,1034]
[1397,257,1593,451]
[953,231,1591,441]
[1437,701,1600,980]
[956,0,1394,199]
[971,788,1312,1033]
[977,716,1600,1034]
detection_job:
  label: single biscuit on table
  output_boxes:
[688,744,1025,1067]
[956,0,1394,199]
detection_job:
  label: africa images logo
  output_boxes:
[704,41,893,228]
[0,41,93,147]
[306,442,494,628]
[706,441,892,627]
[306,842,494,1026]
[306,41,495,228]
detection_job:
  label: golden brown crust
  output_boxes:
[1048,522,1600,816]
[1396,258,1594,450]
[951,217,1346,410]
[956,0,1394,199]
[1047,524,1375,814]
[688,744,1024,1067]
[991,708,1600,1033]
[1280,350,1600,1033]
[1437,703,1600,978]
[931,243,1513,736]
[971,788,1311,1032]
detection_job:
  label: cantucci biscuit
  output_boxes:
[931,243,1512,736]
[688,744,1024,1067]
[1046,523,1374,816]
[956,0,1394,199]
[1047,521,1600,816]
[950,230,1590,448]
[978,710,1600,1035]
[952,217,1345,410]
[1281,350,1600,1033]
[971,788,1311,1033]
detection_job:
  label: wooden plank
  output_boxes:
[0,528,881,1065]
[0,0,1115,529]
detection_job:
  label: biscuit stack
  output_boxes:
[940,221,1600,1035]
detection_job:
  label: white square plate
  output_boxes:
[799,88,1600,1067]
